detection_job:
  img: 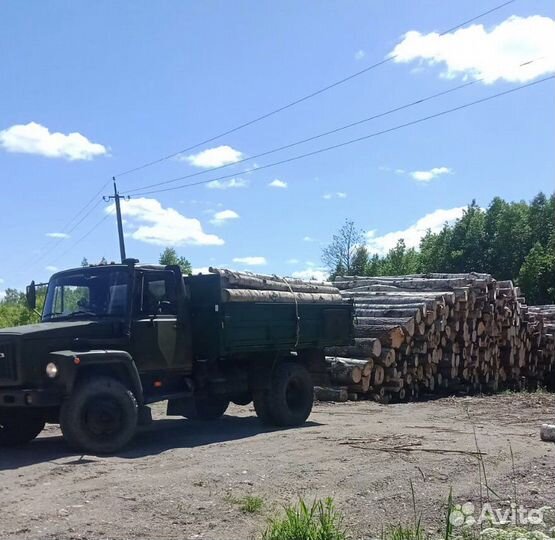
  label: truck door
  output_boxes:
[131,270,188,372]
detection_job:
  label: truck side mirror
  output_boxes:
[26,281,37,310]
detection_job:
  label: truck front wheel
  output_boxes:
[254,362,313,427]
[60,376,138,454]
[0,411,45,446]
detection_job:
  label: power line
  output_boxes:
[114,0,516,179]
[123,79,481,194]
[129,76,554,198]
[28,197,105,269]
[122,57,544,196]
[53,213,112,264]
[24,181,110,269]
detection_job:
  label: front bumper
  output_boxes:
[0,387,63,408]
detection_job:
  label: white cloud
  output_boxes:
[323,192,347,200]
[354,49,366,61]
[366,207,465,255]
[410,166,452,182]
[206,178,249,190]
[303,236,315,242]
[390,15,555,84]
[46,232,70,239]
[268,179,288,189]
[210,209,239,226]
[232,256,267,266]
[0,122,107,160]
[291,267,329,282]
[0,278,4,284]
[185,145,243,168]
[0,290,4,301]
[286,258,300,264]
[45,265,58,273]
[106,197,224,247]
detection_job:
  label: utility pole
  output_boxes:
[103,177,130,262]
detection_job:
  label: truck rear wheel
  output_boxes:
[0,411,45,446]
[184,396,229,420]
[254,362,313,427]
[60,376,138,454]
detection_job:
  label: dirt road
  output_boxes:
[1,393,554,540]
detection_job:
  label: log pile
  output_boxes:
[315,274,555,403]
[209,268,343,304]
[522,304,555,389]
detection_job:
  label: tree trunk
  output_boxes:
[327,359,362,384]
[314,386,348,402]
[326,338,382,358]
[212,268,338,294]
[222,289,343,303]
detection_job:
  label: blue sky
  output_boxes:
[1,0,554,291]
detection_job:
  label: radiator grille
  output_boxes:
[0,341,17,381]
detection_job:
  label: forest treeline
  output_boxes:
[323,192,555,305]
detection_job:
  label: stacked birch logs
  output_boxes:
[521,304,555,389]
[315,274,555,403]
[209,268,342,303]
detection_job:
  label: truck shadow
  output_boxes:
[0,415,322,471]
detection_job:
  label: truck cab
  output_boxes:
[0,260,352,453]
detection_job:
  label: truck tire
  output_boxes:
[254,362,314,427]
[186,396,229,420]
[59,376,138,454]
[0,412,45,446]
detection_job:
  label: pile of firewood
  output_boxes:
[313,274,555,403]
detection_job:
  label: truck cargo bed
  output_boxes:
[186,273,353,358]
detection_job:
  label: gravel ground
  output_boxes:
[1,392,554,540]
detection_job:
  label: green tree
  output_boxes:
[380,239,421,275]
[351,246,369,276]
[419,225,453,273]
[447,201,486,272]
[159,247,192,275]
[528,192,554,248]
[518,241,555,305]
[0,288,41,329]
[1,288,26,305]
[366,254,384,276]
[484,198,531,280]
[322,220,364,276]
[322,191,555,304]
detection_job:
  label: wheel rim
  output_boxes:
[81,395,124,440]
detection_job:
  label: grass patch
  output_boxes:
[262,497,346,540]
[224,493,265,514]
[241,495,264,514]
[383,523,430,540]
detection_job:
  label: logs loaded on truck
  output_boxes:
[0,262,352,453]
[314,274,555,404]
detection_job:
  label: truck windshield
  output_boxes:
[42,268,130,321]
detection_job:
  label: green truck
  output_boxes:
[0,260,352,453]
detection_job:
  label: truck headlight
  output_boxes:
[45,362,58,378]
